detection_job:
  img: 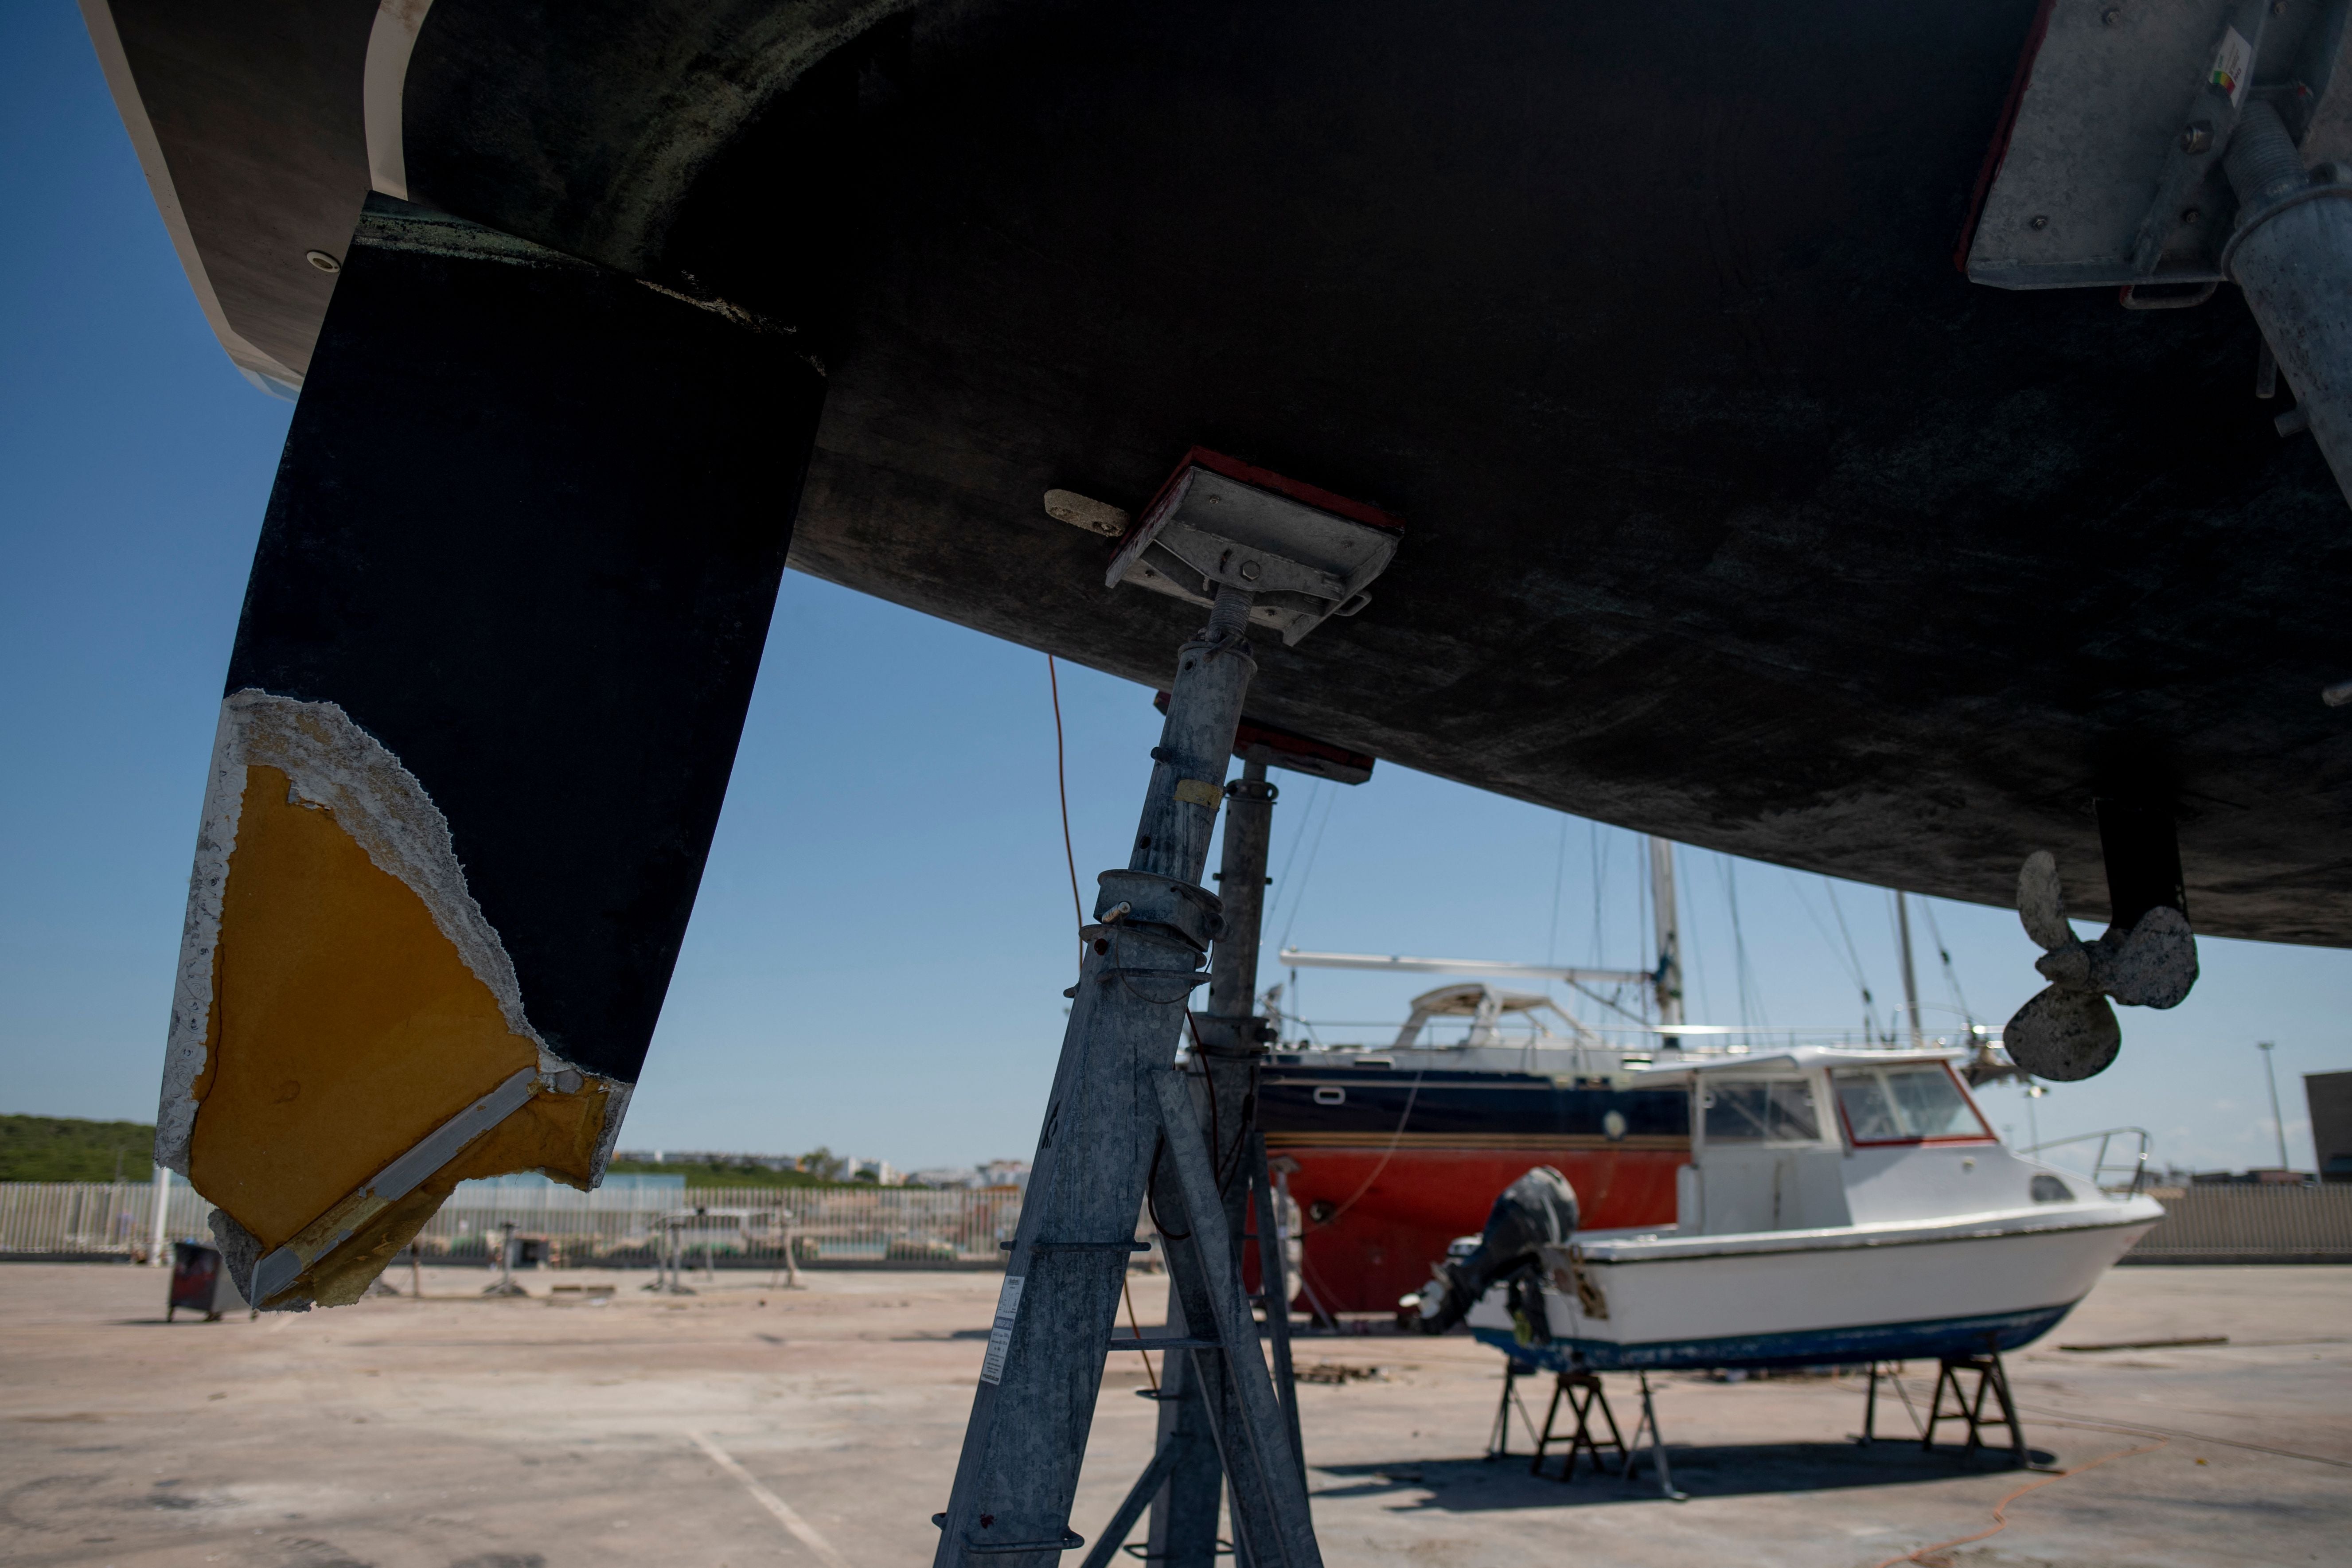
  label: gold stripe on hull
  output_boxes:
[1264,1132,1689,1153]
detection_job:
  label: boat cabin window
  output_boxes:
[1832,1064,1991,1144]
[1699,1079,1821,1144]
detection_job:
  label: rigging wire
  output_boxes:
[1783,869,1865,993]
[1568,977,1654,1026]
[1543,814,1575,1026]
[1886,889,1915,1040]
[1584,822,1628,1030]
[1266,778,1325,935]
[1273,782,1341,954]
[1720,855,1766,1036]
[1545,815,1569,967]
[1919,898,1974,1024]
[1819,875,1882,1042]
[1673,843,1710,1026]
[1588,821,1608,968]
[1637,843,1653,1023]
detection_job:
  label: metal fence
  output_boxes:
[0,1180,214,1260]
[9,1180,2348,1267]
[2121,1184,2352,1264]
[0,1182,1028,1268]
[412,1184,1029,1267]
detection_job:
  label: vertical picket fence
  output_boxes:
[0,1181,1031,1268]
[0,1181,214,1260]
[413,1185,1029,1266]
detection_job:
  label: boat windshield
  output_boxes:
[1832,1064,1989,1144]
[1701,1079,1820,1143]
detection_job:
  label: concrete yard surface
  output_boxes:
[0,1263,2343,1568]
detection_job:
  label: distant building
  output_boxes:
[850,1158,902,1186]
[904,1160,1030,1190]
[611,1150,803,1171]
[980,1159,1032,1192]
[2309,1071,2352,1182]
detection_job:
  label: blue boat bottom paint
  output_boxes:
[1471,1302,2079,1373]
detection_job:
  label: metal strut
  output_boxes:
[932,451,1399,1568]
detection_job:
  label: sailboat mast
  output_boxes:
[1646,836,1683,1029]
[1896,891,1924,1048]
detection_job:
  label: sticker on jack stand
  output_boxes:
[980,1274,1025,1384]
[1173,778,1222,810]
[2211,27,2253,108]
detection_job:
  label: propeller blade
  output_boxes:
[2101,905,2199,1009]
[2017,850,2073,952]
[2003,985,2120,1081]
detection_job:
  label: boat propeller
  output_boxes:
[2003,848,2197,1081]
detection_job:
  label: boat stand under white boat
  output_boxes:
[1456,1046,2161,1475]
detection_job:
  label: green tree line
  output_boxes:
[0,1115,158,1182]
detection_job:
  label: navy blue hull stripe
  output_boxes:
[1472,1303,2076,1372]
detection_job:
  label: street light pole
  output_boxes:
[2257,1041,2290,1171]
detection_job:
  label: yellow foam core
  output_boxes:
[186,764,605,1278]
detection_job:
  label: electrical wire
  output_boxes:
[1144,1136,1190,1241]
[1120,1272,1159,1392]
[1048,646,1161,1387]
[1047,655,1084,939]
[1866,1436,2166,1568]
[1181,1009,1249,1196]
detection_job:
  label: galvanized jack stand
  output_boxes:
[1485,1360,1542,1461]
[930,452,1399,1568]
[481,1220,529,1297]
[1622,1373,1686,1501]
[1960,0,2352,511]
[1854,1361,1926,1445]
[1108,727,1339,1568]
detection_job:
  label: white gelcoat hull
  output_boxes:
[1467,1198,2161,1370]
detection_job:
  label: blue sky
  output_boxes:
[4,1,2345,1180]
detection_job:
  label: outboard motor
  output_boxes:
[1415,1166,1578,1338]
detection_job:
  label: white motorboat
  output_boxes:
[1463,1046,2162,1370]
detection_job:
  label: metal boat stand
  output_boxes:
[1854,1361,1927,1445]
[1921,1342,2027,1467]
[928,454,1399,1568]
[1621,1373,1688,1502]
[480,1221,528,1297]
[641,1214,697,1295]
[1529,1371,1627,1481]
[1484,1360,1541,1460]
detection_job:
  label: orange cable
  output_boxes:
[1868,1436,2168,1568]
